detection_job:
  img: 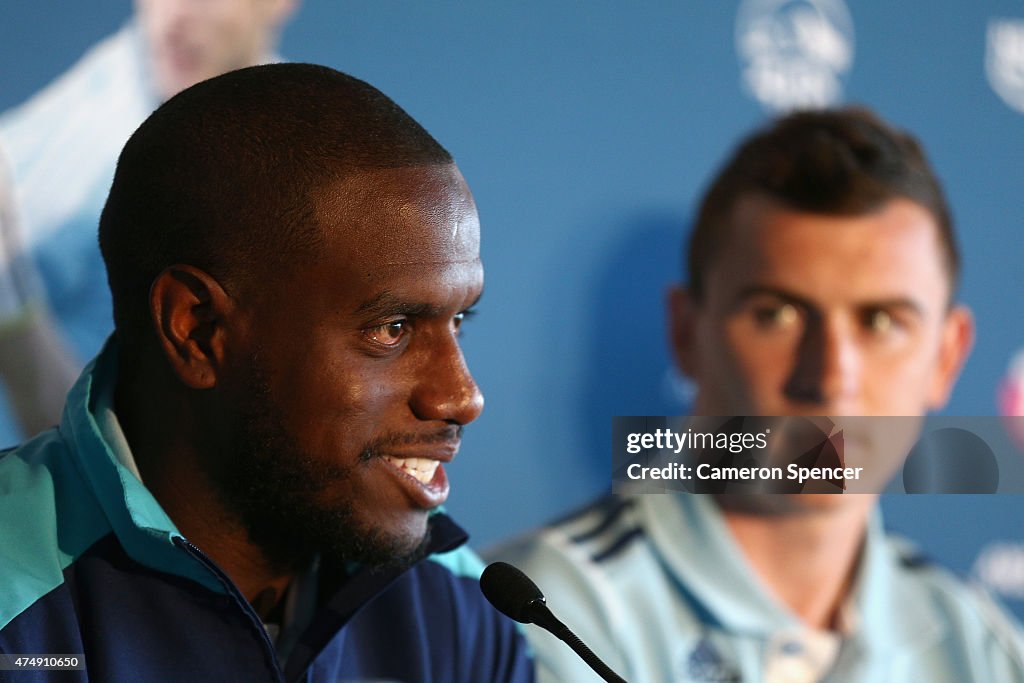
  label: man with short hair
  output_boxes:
[494,107,1024,682]
[0,0,298,443]
[0,63,533,682]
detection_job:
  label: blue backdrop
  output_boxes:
[3,1,1023,616]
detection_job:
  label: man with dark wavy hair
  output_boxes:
[0,63,533,682]
[496,107,1024,682]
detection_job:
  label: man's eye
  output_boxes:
[366,320,407,347]
[453,308,477,335]
[752,303,799,329]
[863,309,895,336]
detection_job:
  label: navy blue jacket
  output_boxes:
[0,345,534,682]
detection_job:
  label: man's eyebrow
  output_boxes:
[734,286,925,316]
[734,286,814,309]
[355,290,483,319]
[855,297,925,317]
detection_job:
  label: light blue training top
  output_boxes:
[492,492,1024,682]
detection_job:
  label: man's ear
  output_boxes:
[927,304,975,410]
[667,285,699,379]
[149,265,234,390]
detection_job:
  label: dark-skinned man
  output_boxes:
[0,63,533,683]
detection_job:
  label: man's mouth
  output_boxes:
[381,456,440,485]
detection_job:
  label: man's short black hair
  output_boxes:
[687,107,958,300]
[99,62,452,354]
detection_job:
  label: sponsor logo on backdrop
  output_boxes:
[736,0,855,111]
[999,349,1024,450]
[987,19,1024,114]
[974,542,1024,600]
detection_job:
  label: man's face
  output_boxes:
[135,0,294,100]
[669,194,972,506]
[213,164,483,570]
[672,194,971,419]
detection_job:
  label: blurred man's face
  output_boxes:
[210,163,484,570]
[135,0,295,100]
[671,194,972,419]
[669,194,973,509]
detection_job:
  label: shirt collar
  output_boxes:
[640,493,946,653]
[642,493,802,634]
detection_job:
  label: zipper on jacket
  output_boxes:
[173,535,286,683]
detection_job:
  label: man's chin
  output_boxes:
[225,482,434,572]
[319,519,433,570]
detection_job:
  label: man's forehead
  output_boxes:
[705,194,952,304]
[314,164,480,264]
[724,195,942,263]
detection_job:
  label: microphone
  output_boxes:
[480,561,628,683]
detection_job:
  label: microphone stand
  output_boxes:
[523,598,627,683]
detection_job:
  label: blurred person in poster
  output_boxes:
[493,107,1024,682]
[0,146,78,437]
[0,0,297,443]
[1000,349,1024,450]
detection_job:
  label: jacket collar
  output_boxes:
[61,339,222,591]
[282,513,468,681]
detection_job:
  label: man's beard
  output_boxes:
[207,359,431,574]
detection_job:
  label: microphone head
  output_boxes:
[480,561,547,624]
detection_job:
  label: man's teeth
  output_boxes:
[383,456,440,484]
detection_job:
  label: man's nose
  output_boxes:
[410,332,484,426]
[783,314,861,410]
